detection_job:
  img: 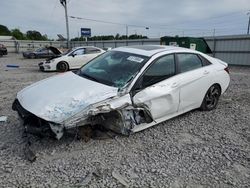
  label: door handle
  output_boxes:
[203,70,209,75]
[171,82,179,88]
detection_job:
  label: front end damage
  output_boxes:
[12,99,60,138]
[12,94,153,140]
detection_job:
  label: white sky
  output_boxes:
[0,0,249,39]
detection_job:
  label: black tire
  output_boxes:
[30,53,36,59]
[57,61,69,72]
[200,84,221,111]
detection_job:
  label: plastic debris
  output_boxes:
[0,116,7,122]
[76,173,92,186]
[112,171,129,187]
[25,146,36,162]
[6,64,20,68]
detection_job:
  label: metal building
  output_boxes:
[205,35,250,66]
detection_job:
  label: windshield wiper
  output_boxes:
[126,75,135,84]
[125,71,139,85]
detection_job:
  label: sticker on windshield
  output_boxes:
[127,56,144,63]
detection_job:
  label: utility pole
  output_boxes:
[213,29,216,57]
[126,25,128,39]
[247,11,250,35]
[60,0,70,48]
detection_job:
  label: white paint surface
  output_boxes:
[17,71,118,123]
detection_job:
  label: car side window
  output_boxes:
[73,48,85,56]
[198,55,212,66]
[85,48,101,54]
[140,54,175,88]
[177,53,202,73]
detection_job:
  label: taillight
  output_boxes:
[224,66,229,74]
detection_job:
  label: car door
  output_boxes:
[69,48,86,68]
[44,49,51,58]
[132,54,180,121]
[38,48,48,58]
[176,53,215,112]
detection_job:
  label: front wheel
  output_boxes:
[57,61,69,72]
[200,84,221,111]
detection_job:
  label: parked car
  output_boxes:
[0,43,8,57]
[13,45,230,139]
[22,47,61,59]
[38,46,105,72]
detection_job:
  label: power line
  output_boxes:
[157,10,247,27]
[69,10,248,37]
[69,15,149,28]
[70,15,149,38]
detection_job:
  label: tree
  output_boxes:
[11,28,26,40]
[71,34,148,41]
[115,33,120,40]
[26,30,47,40]
[119,35,128,40]
[0,25,11,36]
[128,34,148,39]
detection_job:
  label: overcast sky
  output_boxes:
[0,0,249,39]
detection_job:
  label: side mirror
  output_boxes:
[70,53,75,57]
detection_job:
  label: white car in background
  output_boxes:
[39,46,105,72]
[13,45,230,139]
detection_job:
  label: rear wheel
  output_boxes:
[57,61,69,72]
[200,84,221,111]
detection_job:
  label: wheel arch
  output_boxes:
[212,83,222,96]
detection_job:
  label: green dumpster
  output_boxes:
[160,36,212,54]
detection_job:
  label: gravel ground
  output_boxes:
[0,54,249,188]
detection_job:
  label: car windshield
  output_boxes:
[62,48,72,55]
[77,50,149,88]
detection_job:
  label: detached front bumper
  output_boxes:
[12,99,64,139]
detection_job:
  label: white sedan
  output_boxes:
[13,45,230,139]
[39,46,105,72]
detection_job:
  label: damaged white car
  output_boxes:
[13,45,230,139]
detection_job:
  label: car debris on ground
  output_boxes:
[0,116,7,122]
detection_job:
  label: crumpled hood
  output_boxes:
[17,72,118,123]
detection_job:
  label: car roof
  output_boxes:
[73,46,101,50]
[112,45,194,57]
